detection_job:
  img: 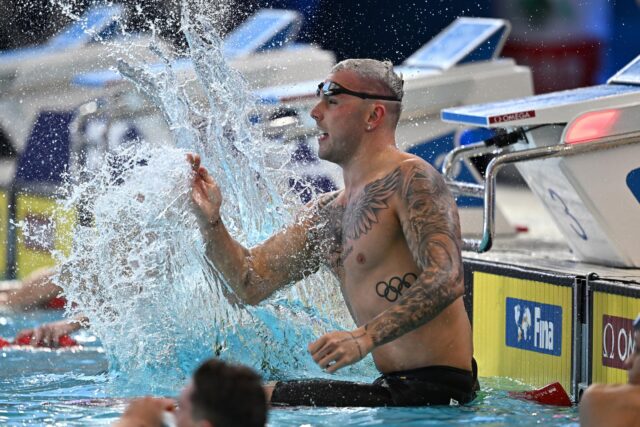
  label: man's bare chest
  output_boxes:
[323,197,400,274]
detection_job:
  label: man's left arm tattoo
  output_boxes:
[365,164,464,347]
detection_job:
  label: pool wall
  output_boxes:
[463,257,640,402]
[0,182,75,281]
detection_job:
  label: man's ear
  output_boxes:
[366,103,386,130]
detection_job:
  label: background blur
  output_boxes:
[0,0,639,94]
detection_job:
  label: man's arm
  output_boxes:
[189,153,324,305]
[363,160,464,347]
[113,397,176,427]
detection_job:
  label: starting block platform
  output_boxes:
[441,54,640,267]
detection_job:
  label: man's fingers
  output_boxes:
[317,349,341,369]
[325,358,349,374]
[32,328,44,344]
[198,166,217,186]
[187,153,201,171]
[308,335,328,355]
[310,342,332,362]
[158,398,177,412]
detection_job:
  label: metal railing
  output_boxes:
[445,131,640,252]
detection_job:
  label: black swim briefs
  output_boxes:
[270,359,479,407]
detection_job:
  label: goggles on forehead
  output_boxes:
[316,81,401,102]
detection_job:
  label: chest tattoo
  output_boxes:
[343,167,400,240]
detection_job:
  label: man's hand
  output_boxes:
[113,397,176,427]
[187,153,223,229]
[308,327,374,373]
[17,318,82,347]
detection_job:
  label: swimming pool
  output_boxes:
[1,310,580,426]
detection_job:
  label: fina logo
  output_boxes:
[506,297,562,356]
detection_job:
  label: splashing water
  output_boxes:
[46,0,375,391]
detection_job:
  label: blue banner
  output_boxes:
[505,297,562,356]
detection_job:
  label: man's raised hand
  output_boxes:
[187,153,223,228]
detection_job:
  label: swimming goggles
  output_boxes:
[316,81,401,102]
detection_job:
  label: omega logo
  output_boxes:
[602,315,635,369]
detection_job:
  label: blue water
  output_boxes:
[0,311,580,426]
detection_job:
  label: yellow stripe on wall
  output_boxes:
[473,271,573,392]
[0,190,8,279]
[14,193,75,280]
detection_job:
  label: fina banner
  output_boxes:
[591,290,640,384]
[473,271,573,393]
[505,297,563,356]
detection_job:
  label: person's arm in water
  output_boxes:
[309,160,464,372]
[188,153,323,305]
[16,315,89,346]
[579,383,640,427]
[113,397,177,427]
[1,268,62,310]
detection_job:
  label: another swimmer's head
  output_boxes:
[625,314,640,385]
[176,359,266,427]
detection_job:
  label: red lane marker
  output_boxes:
[46,296,67,310]
[9,333,78,348]
[14,335,33,346]
[0,337,10,348]
[509,382,572,407]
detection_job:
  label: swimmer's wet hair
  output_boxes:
[191,359,266,427]
[331,58,404,103]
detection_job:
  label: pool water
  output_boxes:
[0,311,580,426]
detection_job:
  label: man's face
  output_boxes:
[624,330,640,385]
[310,70,370,164]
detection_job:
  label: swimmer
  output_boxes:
[189,58,476,406]
[579,314,640,427]
[0,267,62,310]
[115,358,266,427]
[0,267,87,346]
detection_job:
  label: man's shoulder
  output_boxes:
[391,153,448,195]
[395,153,439,177]
[581,383,640,406]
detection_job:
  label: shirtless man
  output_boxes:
[189,58,476,406]
[579,314,640,427]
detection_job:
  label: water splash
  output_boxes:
[48,0,374,391]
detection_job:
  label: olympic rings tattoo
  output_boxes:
[375,273,417,302]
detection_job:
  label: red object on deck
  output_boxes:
[509,382,572,407]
